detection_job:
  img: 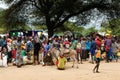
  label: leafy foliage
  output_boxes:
[0,10,7,33]
[0,10,31,32]
[101,19,120,36]
[82,27,98,36]
[3,0,120,37]
[64,21,84,32]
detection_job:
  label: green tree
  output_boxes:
[101,19,120,36]
[4,0,120,37]
[82,27,97,36]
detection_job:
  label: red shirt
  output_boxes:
[63,41,70,48]
[12,49,17,58]
[96,38,101,47]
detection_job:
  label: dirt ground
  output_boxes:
[0,61,120,80]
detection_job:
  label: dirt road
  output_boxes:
[0,61,120,80]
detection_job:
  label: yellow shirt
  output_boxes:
[76,43,81,49]
[58,57,67,69]
[96,50,101,58]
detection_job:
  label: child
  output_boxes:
[93,46,101,73]
[21,47,27,58]
[12,47,17,63]
[16,46,23,68]
[0,47,8,67]
[21,47,27,64]
[57,54,67,70]
[76,39,82,64]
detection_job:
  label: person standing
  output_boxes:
[33,34,41,65]
[26,37,33,60]
[76,39,82,63]
[86,37,91,60]
[0,36,4,47]
[104,34,112,62]
[111,40,118,62]
[70,37,77,50]
[63,38,71,49]
[7,39,12,63]
[90,38,96,64]
[93,46,101,73]
[81,37,87,60]
[52,36,60,50]
[1,47,8,67]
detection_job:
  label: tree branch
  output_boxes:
[53,3,110,29]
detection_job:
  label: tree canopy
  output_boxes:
[101,18,120,36]
[3,0,120,37]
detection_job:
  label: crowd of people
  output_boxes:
[0,31,120,72]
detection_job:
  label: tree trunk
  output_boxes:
[46,22,54,38]
[45,15,55,38]
[48,27,54,38]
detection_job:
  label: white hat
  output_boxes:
[65,38,68,41]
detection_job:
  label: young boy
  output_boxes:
[93,46,101,73]
[57,54,67,70]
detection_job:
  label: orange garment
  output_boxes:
[96,50,101,58]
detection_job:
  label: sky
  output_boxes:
[69,9,107,30]
[85,16,106,30]
[0,0,8,9]
[69,15,106,30]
